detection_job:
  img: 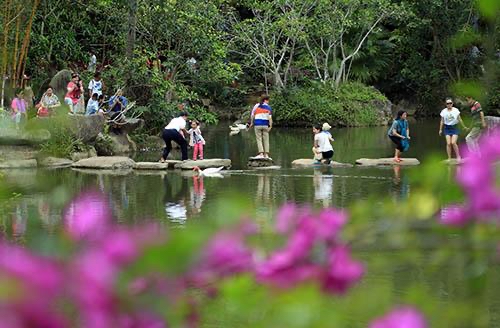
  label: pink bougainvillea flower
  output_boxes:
[322,246,364,294]
[276,203,299,234]
[64,189,112,240]
[317,208,348,241]
[369,306,428,328]
[439,204,472,226]
[0,242,62,297]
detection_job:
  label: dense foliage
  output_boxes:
[0,0,496,130]
[272,82,388,127]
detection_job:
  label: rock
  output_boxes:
[248,157,275,167]
[72,156,136,170]
[291,159,354,168]
[120,118,145,134]
[38,157,73,168]
[371,97,393,125]
[71,147,97,162]
[0,145,39,160]
[485,116,500,129]
[72,168,134,176]
[355,158,420,166]
[393,99,421,117]
[0,128,51,145]
[442,158,466,166]
[69,115,106,143]
[174,159,231,170]
[134,162,169,170]
[95,132,136,155]
[254,165,281,170]
[138,135,165,152]
[49,69,72,98]
[0,159,37,169]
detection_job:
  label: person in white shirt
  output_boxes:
[160,112,189,162]
[85,93,99,115]
[312,123,334,164]
[439,98,468,161]
[88,71,104,98]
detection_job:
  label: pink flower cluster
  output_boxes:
[369,306,428,328]
[0,192,366,327]
[0,189,166,328]
[440,129,500,226]
[256,204,365,294]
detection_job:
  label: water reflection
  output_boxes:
[313,169,333,208]
[391,166,410,200]
[189,176,205,215]
[164,175,189,224]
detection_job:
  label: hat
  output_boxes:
[322,123,332,131]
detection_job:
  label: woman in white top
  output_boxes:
[160,112,189,162]
[312,123,334,164]
[439,98,468,161]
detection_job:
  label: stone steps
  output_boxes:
[355,158,420,166]
[291,159,354,168]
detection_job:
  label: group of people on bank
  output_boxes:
[160,93,488,164]
[389,96,486,162]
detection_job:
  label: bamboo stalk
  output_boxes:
[1,0,13,83]
[11,3,23,88]
[15,0,40,87]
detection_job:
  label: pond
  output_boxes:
[1,119,499,327]
[1,119,448,238]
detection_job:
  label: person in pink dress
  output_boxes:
[10,90,28,128]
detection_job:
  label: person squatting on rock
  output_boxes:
[160,111,189,162]
[387,110,410,163]
[312,123,334,165]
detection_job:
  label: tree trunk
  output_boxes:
[126,0,137,60]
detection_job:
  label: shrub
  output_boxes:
[272,82,389,127]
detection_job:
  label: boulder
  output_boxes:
[355,158,420,166]
[69,115,106,143]
[174,159,231,170]
[485,116,500,129]
[371,97,393,126]
[0,128,51,145]
[248,157,275,168]
[0,159,37,169]
[393,99,421,117]
[95,132,138,156]
[134,162,169,170]
[0,145,39,160]
[72,156,136,170]
[49,69,72,98]
[120,118,145,134]
[254,165,281,170]
[139,135,165,152]
[291,159,354,168]
[72,168,134,176]
[71,146,97,162]
[38,157,73,168]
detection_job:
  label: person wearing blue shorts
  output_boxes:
[439,98,469,161]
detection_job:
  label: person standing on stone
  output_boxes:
[387,110,410,163]
[88,71,104,98]
[160,112,189,162]
[439,98,468,161]
[187,120,205,160]
[465,96,486,153]
[249,95,273,159]
[65,73,84,114]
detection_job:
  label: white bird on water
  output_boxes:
[192,166,225,177]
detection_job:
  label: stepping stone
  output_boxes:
[291,159,354,168]
[442,159,466,165]
[254,165,281,170]
[0,159,37,169]
[72,156,136,170]
[248,157,275,167]
[134,162,169,170]
[355,158,420,166]
[174,159,231,170]
[72,168,134,176]
[38,157,73,168]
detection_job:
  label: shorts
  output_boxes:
[322,150,334,160]
[444,124,459,136]
[389,135,404,151]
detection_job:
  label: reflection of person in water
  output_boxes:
[313,169,333,208]
[255,174,272,230]
[189,175,206,215]
[12,201,28,240]
[391,166,410,200]
[163,175,189,223]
